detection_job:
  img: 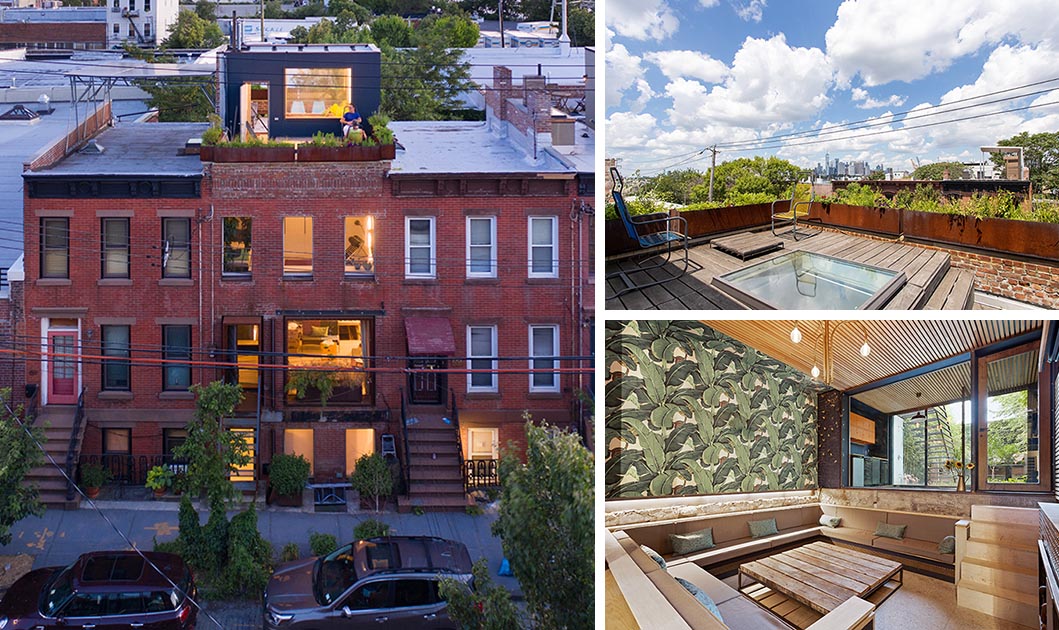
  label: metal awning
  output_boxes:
[404,317,455,356]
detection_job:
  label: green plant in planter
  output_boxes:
[201,126,223,146]
[286,369,337,411]
[80,463,111,489]
[309,131,343,147]
[281,542,299,562]
[368,113,394,145]
[270,453,311,496]
[145,466,174,492]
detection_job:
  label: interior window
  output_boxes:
[286,318,369,404]
[344,582,392,610]
[344,216,374,275]
[285,68,351,118]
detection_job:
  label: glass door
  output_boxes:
[409,358,446,405]
[47,330,78,404]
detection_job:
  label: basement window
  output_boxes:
[285,68,351,119]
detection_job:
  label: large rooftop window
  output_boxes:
[285,68,351,119]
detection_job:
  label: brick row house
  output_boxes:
[18,44,594,509]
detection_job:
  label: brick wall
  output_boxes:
[0,281,25,410]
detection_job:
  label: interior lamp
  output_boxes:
[790,325,802,344]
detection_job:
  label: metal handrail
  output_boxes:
[65,387,87,502]
[449,388,464,487]
[24,384,39,426]
[398,387,411,497]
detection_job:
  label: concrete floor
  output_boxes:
[875,571,1028,630]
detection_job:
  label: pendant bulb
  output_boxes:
[811,364,820,379]
[860,341,871,357]
[790,326,802,344]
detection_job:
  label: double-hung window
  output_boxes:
[162,218,191,278]
[101,325,130,390]
[283,216,313,276]
[528,216,558,278]
[405,217,435,278]
[467,326,498,392]
[529,325,559,392]
[344,216,374,276]
[223,217,252,276]
[101,218,130,278]
[466,217,496,278]
[162,325,191,391]
[41,218,69,279]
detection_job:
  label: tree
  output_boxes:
[647,168,705,205]
[689,156,804,205]
[912,161,967,180]
[123,44,214,122]
[175,381,251,507]
[416,14,480,48]
[380,42,473,119]
[492,421,593,630]
[865,169,886,181]
[371,15,414,48]
[567,6,594,47]
[348,453,393,512]
[263,0,284,18]
[162,9,227,49]
[0,390,43,546]
[194,0,217,22]
[438,559,524,630]
[991,131,1059,194]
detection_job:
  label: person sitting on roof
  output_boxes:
[340,104,365,141]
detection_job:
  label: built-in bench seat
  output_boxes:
[619,505,823,568]
[820,504,958,565]
[606,529,875,630]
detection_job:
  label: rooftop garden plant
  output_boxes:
[368,113,394,145]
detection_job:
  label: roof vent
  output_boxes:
[80,139,105,155]
[0,104,39,121]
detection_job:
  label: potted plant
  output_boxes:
[269,453,311,507]
[145,465,174,498]
[286,369,337,420]
[171,471,188,496]
[81,463,111,500]
[298,131,353,162]
[369,113,396,159]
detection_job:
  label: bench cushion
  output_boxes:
[668,562,741,606]
[648,571,729,630]
[749,518,780,538]
[670,528,715,556]
[675,577,725,624]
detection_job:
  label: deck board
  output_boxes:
[606,227,973,310]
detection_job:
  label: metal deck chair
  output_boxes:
[772,173,817,240]
[606,167,690,298]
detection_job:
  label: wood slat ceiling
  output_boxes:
[704,319,1043,392]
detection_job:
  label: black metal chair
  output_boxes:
[606,167,690,298]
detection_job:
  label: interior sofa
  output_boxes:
[606,529,875,630]
[819,504,958,565]
[620,505,823,567]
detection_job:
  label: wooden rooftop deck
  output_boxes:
[605,228,977,311]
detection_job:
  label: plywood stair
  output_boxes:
[25,405,85,509]
[956,505,1038,628]
[396,411,472,512]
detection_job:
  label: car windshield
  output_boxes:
[41,564,75,617]
[313,544,357,606]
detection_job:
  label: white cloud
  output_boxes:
[699,0,720,6]
[606,112,661,150]
[731,0,766,23]
[851,87,907,109]
[606,39,655,112]
[606,0,679,41]
[826,0,1059,87]
[644,50,728,83]
[665,35,833,129]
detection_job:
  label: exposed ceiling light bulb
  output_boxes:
[860,342,871,357]
[811,364,820,379]
[790,326,802,344]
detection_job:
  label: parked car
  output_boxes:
[263,536,473,629]
[0,551,196,630]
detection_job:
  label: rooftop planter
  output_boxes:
[903,209,1059,262]
[808,202,901,236]
[209,143,296,163]
[678,202,774,239]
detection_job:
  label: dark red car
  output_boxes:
[0,551,196,630]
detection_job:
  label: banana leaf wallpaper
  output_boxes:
[606,320,819,499]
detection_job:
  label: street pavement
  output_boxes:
[0,500,520,629]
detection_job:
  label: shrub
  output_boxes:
[153,537,183,555]
[201,126,223,146]
[368,113,394,145]
[353,518,391,540]
[466,504,483,516]
[309,532,337,556]
[438,558,523,630]
[215,505,272,599]
[177,495,203,563]
[269,453,310,496]
[281,542,299,562]
[200,501,229,574]
[349,453,393,512]
[309,131,343,147]
[145,466,173,491]
[80,463,110,488]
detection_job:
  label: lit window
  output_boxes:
[528,216,558,278]
[466,217,496,278]
[284,68,351,119]
[162,325,191,390]
[101,218,129,279]
[467,326,497,392]
[223,217,252,276]
[405,217,435,278]
[101,325,130,391]
[286,318,371,405]
[344,216,374,276]
[283,216,313,276]
[162,218,191,279]
[41,217,69,279]
[980,344,1047,491]
[529,325,559,392]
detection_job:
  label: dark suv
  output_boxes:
[263,536,473,629]
[0,551,196,630]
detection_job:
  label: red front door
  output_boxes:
[48,331,78,404]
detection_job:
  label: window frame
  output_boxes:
[527,216,558,279]
[467,325,498,393]
[41,217,69,279]
[466,216,497,278]
[283,67,352,119]
[528,324,560,393]
[222,217,252,277]
[101,325,131,391]
[282,216,314,277]
[162,325,191,391]
[161,218,191,279]
[344,216,375,277]
[405,217,436,279]
[102,428,132,455]
[101,217,130,279]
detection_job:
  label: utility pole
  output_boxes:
[707,145,718,202]
[499,0,505,48]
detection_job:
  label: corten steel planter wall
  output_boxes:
[199,145,215,162]
[809,202,901,236]
[678,203,773,239]
[210,146,296,163]
[902,210,1059,262]
[296,145,382,162]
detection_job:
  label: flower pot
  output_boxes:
[269,488,303,507]
[85,486,100,500]
[152,488,166,498]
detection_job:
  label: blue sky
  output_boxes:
[606,0,1059,175]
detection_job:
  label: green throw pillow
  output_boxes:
[640,545,667,570]
[669,528,714,556]
[748,518,779,538]
[675,577,724,623]
[819,515,841,528]
[874,522,907,540]
[938,535,956,555]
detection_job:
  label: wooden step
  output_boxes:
[969,521,1037,548]
[970,505,1039,527]
[959,558,1037,593]
[409,481,465,495]
[957,582,1037,628]
[964,538,1038,565]
[923,267,975,310]
[409,468,463,482]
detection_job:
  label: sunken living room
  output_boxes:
[605,319,1059,630]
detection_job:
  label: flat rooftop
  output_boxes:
[30,122,207,176]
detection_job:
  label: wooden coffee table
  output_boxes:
[739,541,902,614]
